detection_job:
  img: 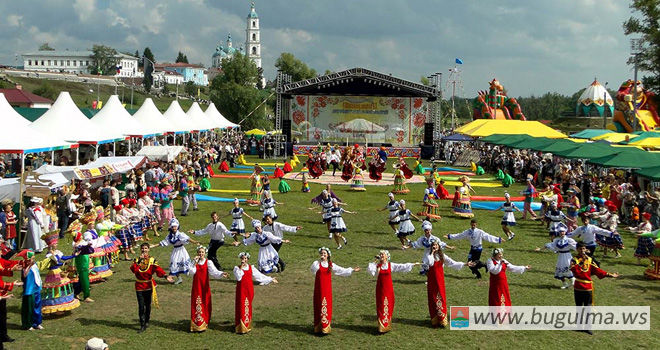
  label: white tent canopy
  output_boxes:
[136,145,187,162]
[90,95,154,138]
[30,91,125,144]
[0,93,76,153]
[133,98,176,135]
[163,100,195,133]
[0,173,70,203]
[34,156,147,180]
[205,102,239,129]
[186,102,213,131]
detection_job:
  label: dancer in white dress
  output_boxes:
[535,226,577,289]
[261,190,283,221]
[378,193,400,235]
[151,218,200,284]
[396,200,421,247]
[329,199,355,250]
[234,220,290,273]
[491,193,522,240]
[227,198,254,241]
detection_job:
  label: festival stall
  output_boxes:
[570,129,613,139]
[0,172,69,203]
[132,98,178,135]
[186,102,214,131]
[136,146,187,162]
[458,120,567,138]
[205,102,239,129]
[90,95,156,138]
[34,156,147,180]
[163,100,196,134]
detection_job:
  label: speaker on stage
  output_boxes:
[420,145,434,160]
[424,123,434,145]
[282,120,292,142]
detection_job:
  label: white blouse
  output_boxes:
[233,264,274,285]
[428,254,465,270]
[367,262,415,276]
[486,258,527,275]
[188,258,225,279]
[310,260,354,276]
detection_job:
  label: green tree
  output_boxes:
[274,52,317,82]
[623,0,660,91]
[38,43,54,51]
[175,51,189,63]
[88,44,119,75]
[420,76,430,86]
[208,52,269,129]
[32,82,56,100]
[142,47,155,68]
[323,69,333,75]
[134,50,139,58]
[184,81,196,96]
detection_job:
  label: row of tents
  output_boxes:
[0,91,239,155]
[479,133,660,180]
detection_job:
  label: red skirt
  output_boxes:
[427,262,448,327]
[376,264,394,333]
[313,264,333,334]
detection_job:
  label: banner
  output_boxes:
[290,95,427,146]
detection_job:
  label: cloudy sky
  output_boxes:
[0,0,642,96]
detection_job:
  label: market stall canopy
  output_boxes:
[456,119,488,133]
[509,137,556,151]
[135,145,187,162]
[133,98,176,135]
[90,95,155,138]
[163,100,195,133]
[570,129,612,139]
[587,149,660,169]
[628,136,660,148]
[185,102,213,131]
[30,92,125,144]
[558,142,624,159]
[634,165,660,180]
[34,156,147,180]
[536,139,579,154]
[0,172,70,203]
[0,94,77,153]
[205,103,239,129]
[245,128,266,136]
[458,120,567,138]
[591,132,637,143]
[479,134,511,144]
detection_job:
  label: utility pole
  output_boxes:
[446,66,462,130]
[631,38,643,132]
[603,81,608,129]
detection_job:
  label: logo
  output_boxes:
[450,306,469,328]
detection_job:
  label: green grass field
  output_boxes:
[5,156,659,349]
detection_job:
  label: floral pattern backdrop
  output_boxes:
[290,95,427,146]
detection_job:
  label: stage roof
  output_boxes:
[281,67,439,100]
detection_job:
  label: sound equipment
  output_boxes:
[424,122,434,145]
[282,120,292,142]
[420,145,435,160]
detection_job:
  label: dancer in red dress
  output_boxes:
[397,157,413,179]
[426,238,473,327]
[311,247,360,334]
[487,248,530,307]
[189,246,228,332]
[233,252,277,334]
[367,250,417,333]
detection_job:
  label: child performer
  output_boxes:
[397,200,422,247]
[329,199,355,249]
[535,227,577,289]
[293,166,311,192]
[227,198,254,241]
[378,193,400,236]
[491,193,521,240]
[151,219,200,285]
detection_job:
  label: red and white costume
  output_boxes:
[310,260,354,334]
[233,264,274,334]
[367,261,414,333]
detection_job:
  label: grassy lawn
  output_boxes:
[5,156,659,349]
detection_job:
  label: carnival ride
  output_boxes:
[611,79,659,132]
[472,79,526,120]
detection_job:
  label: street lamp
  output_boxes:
[603,81,608,129]
[630,38,643,131]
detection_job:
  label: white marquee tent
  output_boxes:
[205,102,239,129]
[133,98,177,135]
[0,93,76,154]
[30,92,125,144]
[90,95,155,138]
[163,100,195,133]
[186,102,214,131]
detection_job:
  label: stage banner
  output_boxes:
[290,95,427,146]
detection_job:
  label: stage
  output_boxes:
[293,145,420,158]
[283,170,426,186]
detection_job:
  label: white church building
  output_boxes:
[211,2,262,72]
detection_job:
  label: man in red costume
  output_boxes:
[130,243,175,333]
[0,256,22,343]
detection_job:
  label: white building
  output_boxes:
[153,70,184,85]
[22,50,139,77]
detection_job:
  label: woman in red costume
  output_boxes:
[341,157,354,182]
[367,250,417,333]
[486,248,530,307]
[189,246,228,332]
[397,157,413,179]
[311,247,360,334]
[426,238,473,327]
[233,252,277,334]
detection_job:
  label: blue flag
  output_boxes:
[455,58,463,64]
